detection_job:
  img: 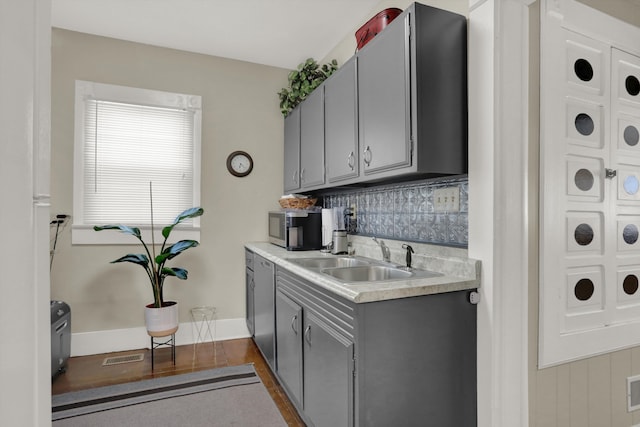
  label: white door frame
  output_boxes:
[0,0,52,425]
[468,1,537,426]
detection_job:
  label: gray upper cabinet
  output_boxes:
[282,2,467,192]
[358,12,411,176]
[299,87,325,189]
[283,107,301,192]
[283,88,325,193]
[358,3,467,179]
[325,57,359,184]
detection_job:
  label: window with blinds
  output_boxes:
[72,81,202,244]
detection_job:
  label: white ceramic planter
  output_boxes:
[144,301,179,337]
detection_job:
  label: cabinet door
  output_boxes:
[325,58,359,183]
[245,268,254,336]
[358,13,412,175]
[283,107,301,192]
[299,86,325,189]
[254,256,275,369]
[303,311,354,427]
[275,289,303,407]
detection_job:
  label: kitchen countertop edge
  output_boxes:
[245,242,480,303]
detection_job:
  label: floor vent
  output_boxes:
[102,353,145,366]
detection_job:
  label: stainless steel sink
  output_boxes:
[322,265,442,282]
[288,257,371,269]
[287,256,443,283]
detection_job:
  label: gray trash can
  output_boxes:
[51,300,71,379]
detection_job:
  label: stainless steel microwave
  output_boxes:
[268,210,322,251]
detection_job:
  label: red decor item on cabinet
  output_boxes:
[355,8,403,51]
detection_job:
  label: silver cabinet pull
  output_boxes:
[290,314,298,334]
[300,168,305,183]
[347,151,355,170]
[363,146,372,166]
[304,325,311,344]
[293,171,299,184]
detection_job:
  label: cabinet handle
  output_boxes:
[304,325,311,344]
[347,151,355,170]
[293,171,299,185]
[363,146,372,166]
[300,168,305,183]
[290,315,298,334]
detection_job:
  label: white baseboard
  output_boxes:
[70,317,251,357]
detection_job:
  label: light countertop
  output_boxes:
[245,237,480,304]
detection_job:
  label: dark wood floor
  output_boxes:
[51,338,305,426]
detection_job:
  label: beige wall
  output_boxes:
[50,28,287,332]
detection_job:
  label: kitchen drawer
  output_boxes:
[245,249,254,271]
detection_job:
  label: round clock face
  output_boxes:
[226,151,253,177]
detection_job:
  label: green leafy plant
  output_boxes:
[94,205,204,309]
[278,58,338,116]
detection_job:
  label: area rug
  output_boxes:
[52,364,287,426]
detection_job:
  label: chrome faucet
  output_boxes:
[372,237,391,263]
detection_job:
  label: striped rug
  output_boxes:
[52,364,287,426]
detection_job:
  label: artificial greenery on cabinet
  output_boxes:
[278,58,338,117]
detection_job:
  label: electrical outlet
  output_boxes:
[434,186,460,213]
[350,203,357,221]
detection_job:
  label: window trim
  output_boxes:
[72,80,202,245]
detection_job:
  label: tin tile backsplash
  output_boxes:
[321,176,468,247]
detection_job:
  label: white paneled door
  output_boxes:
[540,9,640,367]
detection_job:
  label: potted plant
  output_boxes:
[94,205,204,337]
[278,57,338,116]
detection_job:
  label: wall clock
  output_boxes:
[226,150,253,177]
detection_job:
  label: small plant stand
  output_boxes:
[150,334,175,371]
[190,306,216,361]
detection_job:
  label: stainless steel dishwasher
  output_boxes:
[253,254,275,369]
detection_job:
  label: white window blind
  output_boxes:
[83,99,194,225]
[73,81,202,244]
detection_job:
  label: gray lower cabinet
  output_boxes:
[276,268,355,427]
[245,267,255,336]
[274,265,476,427]
[245,250,255,336]
[275,290,303,405]
[252,253,276,370]
[303,311,354,427]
